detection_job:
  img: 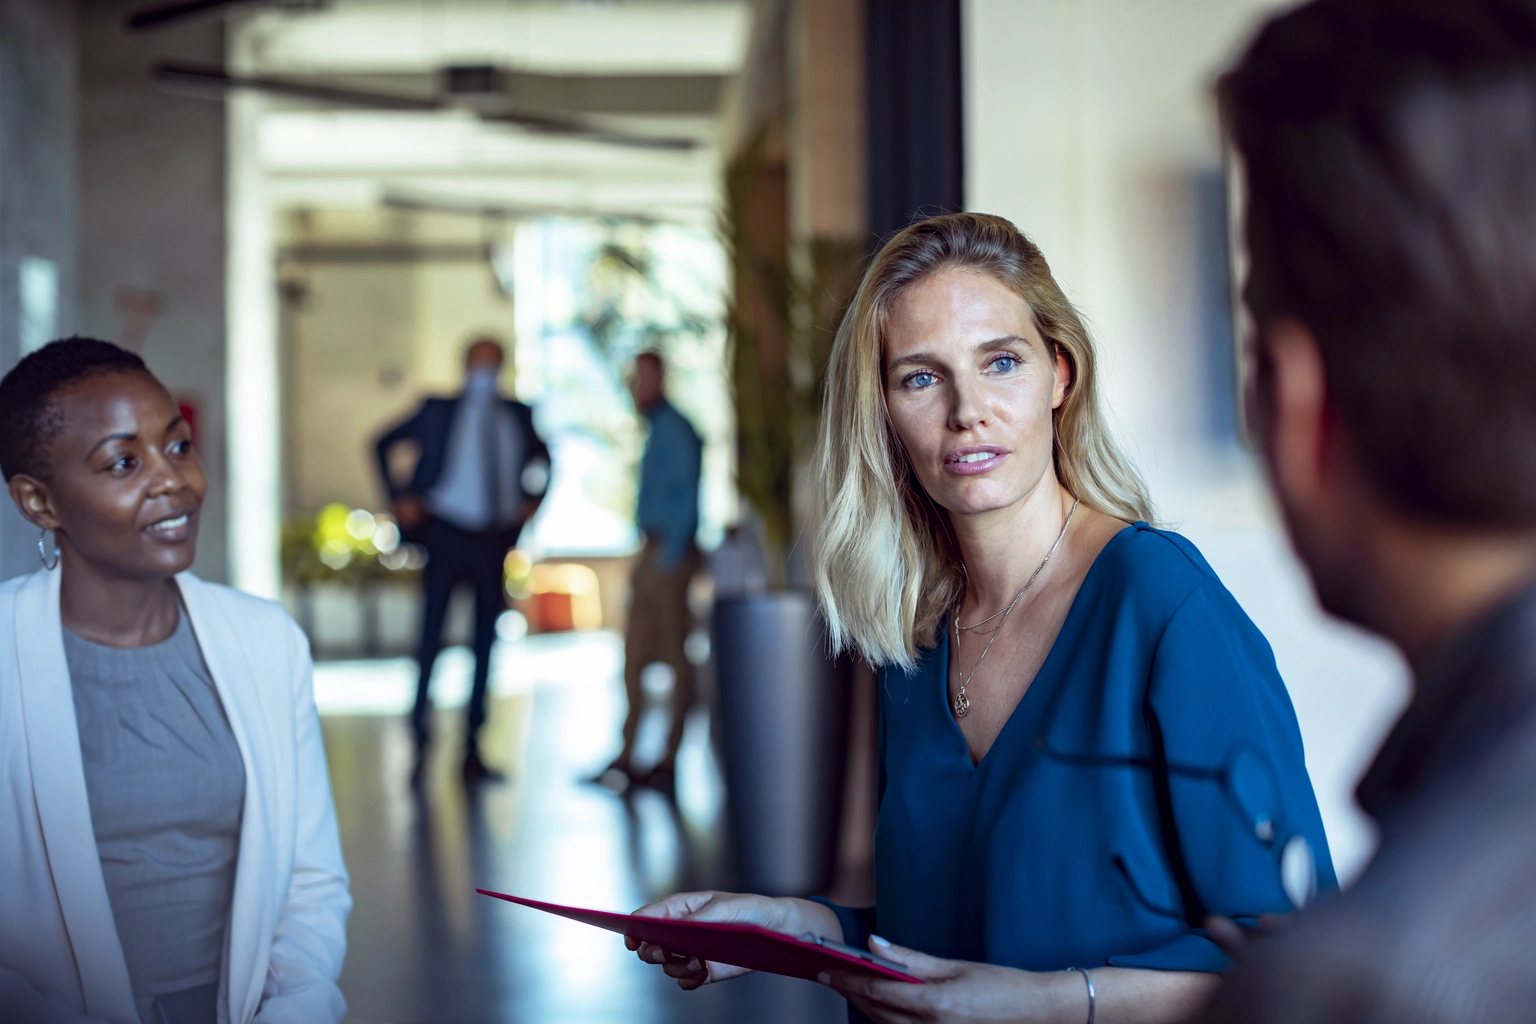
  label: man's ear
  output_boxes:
[8,475,60,532]
[1259,318,1331,514]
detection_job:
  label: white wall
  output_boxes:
[963,0,1409,883]
[277,208,519,516]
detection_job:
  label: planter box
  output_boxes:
[712,591,851,896]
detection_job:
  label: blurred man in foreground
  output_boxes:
[597,351,702,794]
[1204,1,1536,1020]
[375,338,549,785]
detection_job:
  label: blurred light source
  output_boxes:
[314,503,351,545]
[520,458,550,496]
[1282,835,1318,909]
[684,628,710,666]
[373,518,401,554]
[640,662,674,698]
[496,609,529,643]
[314,503,357,567]
[491,240,516,299]
[319,546,353,570]
[530,562,603,631]
[504,547,535,599]
[345,508,377,541]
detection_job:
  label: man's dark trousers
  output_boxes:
[413,516,513,757]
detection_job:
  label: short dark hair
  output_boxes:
[465,336,505,359]
[1220,0,1536,526]
[0,337,150,481]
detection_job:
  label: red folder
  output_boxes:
[475,889,924,984]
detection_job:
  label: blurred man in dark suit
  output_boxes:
[375,337,550,785]
[1202,2,1536,1020]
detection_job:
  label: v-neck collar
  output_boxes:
[938,523,1139,769]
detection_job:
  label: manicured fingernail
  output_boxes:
[870,934,892,948]
[817,972,831,985]
[688,959,702,971]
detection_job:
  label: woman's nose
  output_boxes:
[146,455,187,496]
[949,377,988,430]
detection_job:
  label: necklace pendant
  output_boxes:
[953,689,970,718]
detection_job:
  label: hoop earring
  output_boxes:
[38,529,59,571]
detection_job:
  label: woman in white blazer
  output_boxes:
[0,338,350,1024]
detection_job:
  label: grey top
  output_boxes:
[65,603,246,1024]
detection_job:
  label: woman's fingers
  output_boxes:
[632,941,669,964]
[628,938,730,988]
[662,956,706,979]
[628,891,779,989]
[1205,911,1295,966]
[631,891,718,920]
[819,941,973,1022]
[823,970,932,1010]
[1203,915,1251,961]
[867,935,955,981]
[674,968,711,991]
[823,974,928,1024]
[626,893,716,975]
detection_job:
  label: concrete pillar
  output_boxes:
[0,0,79,580]
[77,0,231,583]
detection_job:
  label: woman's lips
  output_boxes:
[945,448,1007,476]
[144,511,195,543]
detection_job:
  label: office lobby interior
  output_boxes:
[0,1,1418,1021]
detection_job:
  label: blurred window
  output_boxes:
[511,218,731,559]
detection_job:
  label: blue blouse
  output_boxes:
[822,523,1335,980]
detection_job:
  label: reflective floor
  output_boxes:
[317,632,847,1024]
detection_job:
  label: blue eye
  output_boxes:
[988,355,1019,374]
[905,371,938,389]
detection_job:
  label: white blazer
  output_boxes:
[0,566,351,1024]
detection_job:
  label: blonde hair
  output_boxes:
[811,212,1153,669]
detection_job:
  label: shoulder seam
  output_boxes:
[1125,525,1218,583]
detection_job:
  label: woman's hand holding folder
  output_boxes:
[626,890,846,989]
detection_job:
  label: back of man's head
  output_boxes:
[1221,0,1536,527]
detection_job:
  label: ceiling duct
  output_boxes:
[153,61,699,152]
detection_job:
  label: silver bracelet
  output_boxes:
[1065,966,1096,1024]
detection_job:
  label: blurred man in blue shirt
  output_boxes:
[599,351,702,793]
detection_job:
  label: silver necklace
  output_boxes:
[952,498,1079,719]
